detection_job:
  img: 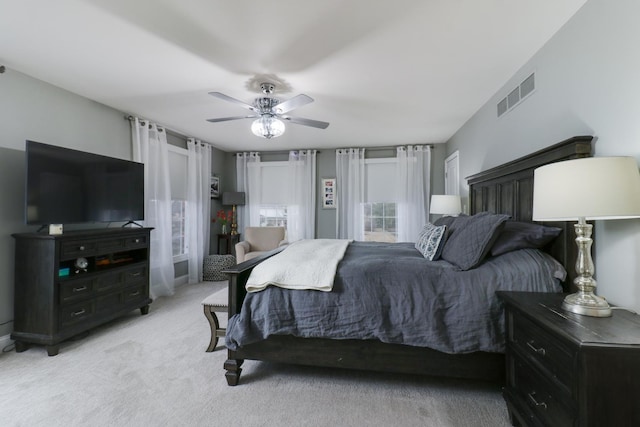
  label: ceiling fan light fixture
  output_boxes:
[251,115,285,139]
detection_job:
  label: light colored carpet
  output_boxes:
[0,282,511,427]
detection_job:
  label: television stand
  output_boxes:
[11,227,153,356]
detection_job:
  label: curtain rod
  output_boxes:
[233,149,321,156]
[365,144,434,151]
[124,115,215,147]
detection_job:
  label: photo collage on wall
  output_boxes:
[322,178,336,208]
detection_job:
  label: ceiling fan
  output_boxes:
[206,83,330,139]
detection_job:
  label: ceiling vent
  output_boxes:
[497,72,535,117]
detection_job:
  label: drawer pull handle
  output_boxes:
[130,291,140,296]
[72,309,86,317]
[527,392,548,410]
[78,245,86,251]
[130,272,142,277]
[134,238,141,243]
[526,341,546,356]
[73,286,87,292]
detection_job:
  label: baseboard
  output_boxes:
[0,334,14,353]
[174,274,189,287]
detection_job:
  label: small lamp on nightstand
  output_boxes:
[430,195,462,217]
[533,156,640,317]
[222,191,246,236]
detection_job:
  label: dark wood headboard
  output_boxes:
[466,135,593,291]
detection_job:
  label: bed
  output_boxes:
[222,135,593,386]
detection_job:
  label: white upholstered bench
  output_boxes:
[201,287,227,352]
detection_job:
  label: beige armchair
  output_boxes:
[235,226,288,263]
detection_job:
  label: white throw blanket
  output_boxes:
[245,239,351,293]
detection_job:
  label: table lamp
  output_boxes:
[222,192,246,236]
[430,195,462,216]
[533,156,640,317]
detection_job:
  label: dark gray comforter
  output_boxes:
[226,242,564,354]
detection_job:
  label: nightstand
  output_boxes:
[217,233,240,256]
[497,291,640,427]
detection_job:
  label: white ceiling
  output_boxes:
[0,0,586,152]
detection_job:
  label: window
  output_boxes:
[257,161,289,228]
[171,200,187,258]
[363,158,398,242]
[363,202,396,242]
[168,145,189,261]
[259,205,287,227]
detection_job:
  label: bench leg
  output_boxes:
[203,305,220,352]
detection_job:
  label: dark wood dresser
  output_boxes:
[497,291,640,427]
[12,228,152,356]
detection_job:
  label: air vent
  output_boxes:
[520,73,535,98]
[507,87,520,108]
[497,98,508,117]
[497,72,535,117]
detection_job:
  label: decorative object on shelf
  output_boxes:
[533,156,640,317]
[222,192,246,235]
[210,175,220,199]
[322,178,336,209]
[74,257,88,273]
[430,195,462,216]
[206,82,329,139]
[213,209,233,234]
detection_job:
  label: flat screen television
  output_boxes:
[25,140,144,226]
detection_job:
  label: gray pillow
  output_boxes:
[415,223,447,261]
[490,221,562,256]
[441,212,509,270]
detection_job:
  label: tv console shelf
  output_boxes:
[11,227,153,356]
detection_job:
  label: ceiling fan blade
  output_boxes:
[206,115,258,123]
[208,92,258,113]
[281,116,330,129]
[273,94,314,114]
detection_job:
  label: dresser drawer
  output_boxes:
[509,311,575,392]
[123,283,147,304]
[96,237,127,253]
[123,265,147,284]
[59,277,95,304]
[60,300,95,327]
[126,234,148,249]
[60,240,97,259]
[95,270,126,293]
[509,356,575,427]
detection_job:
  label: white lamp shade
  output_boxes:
[430,195,462,215]
[533,156,640,221]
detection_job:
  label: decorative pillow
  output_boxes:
[414,223,447,261]
[490,221,562,256]
[441,212,509,270]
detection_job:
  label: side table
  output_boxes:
[218,233,240,255]
[497,291,640,427]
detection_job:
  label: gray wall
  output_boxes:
[0,68,132,338]
[446,0,640,311]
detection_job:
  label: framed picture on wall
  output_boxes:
[211,176,220,199]
[322,178,336,209]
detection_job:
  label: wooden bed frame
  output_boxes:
[222,135,593,386]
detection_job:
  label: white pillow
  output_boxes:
[414,223,447,261]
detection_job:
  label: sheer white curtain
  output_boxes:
[396,145,431,242]
[287,150,316,242]
[336,148,365,240]
[131,118,175,298]
[236,152,261,229]
[186,139,211,283]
